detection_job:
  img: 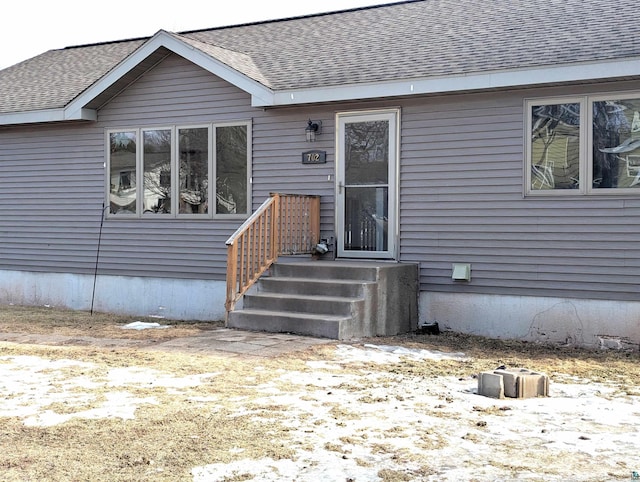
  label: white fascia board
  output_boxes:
[0,107,96,126]
[64,107,98,121]
[260,57,640,107]
[67,31,274,114]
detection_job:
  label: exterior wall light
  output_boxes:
[305,119,322,142]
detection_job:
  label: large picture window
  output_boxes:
[526,93,640,195]
[107,122,251,217]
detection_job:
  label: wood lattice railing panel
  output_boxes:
[225,193,320,313]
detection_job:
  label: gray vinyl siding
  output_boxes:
[399,84,640,302]
[252,113,336,235]
[0,123,105,274]
[1,51,639,302]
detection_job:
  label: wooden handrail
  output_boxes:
[225,193,320,314]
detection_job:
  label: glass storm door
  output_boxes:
[336,110,398,259]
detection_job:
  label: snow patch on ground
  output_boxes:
[1,344,639,481]
[0,355,217,427]
[24,392,159,427]
[121,321,170,330]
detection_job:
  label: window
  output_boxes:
[178,127,209,215]
[529,101,581,191]
[143,129,172,214]
[526,93,640,195]
[109,131,137,214]
[216,125,248,215]
[107,122,251,217]
[592,96,640,190]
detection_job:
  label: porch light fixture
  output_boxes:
[305,119,322,142]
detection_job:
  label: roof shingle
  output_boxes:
[0,41,143,113]
[1,0,639,115]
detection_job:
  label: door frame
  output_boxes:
[335,108,400,260]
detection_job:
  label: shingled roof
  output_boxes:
[1,0,639,123]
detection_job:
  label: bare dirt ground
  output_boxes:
[0,305,639,481]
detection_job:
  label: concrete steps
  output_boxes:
[226,260,419,340]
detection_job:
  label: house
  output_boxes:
[1,0,639,348]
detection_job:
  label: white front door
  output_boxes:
[336,109,398,259]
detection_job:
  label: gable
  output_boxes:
[98,53,253,124]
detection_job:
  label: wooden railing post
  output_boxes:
[225,241,238,313]
[310,196,320,249]
[271,193,280,261]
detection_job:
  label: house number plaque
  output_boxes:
[302,150,327,164]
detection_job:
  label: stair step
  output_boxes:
[243,292,362,316]
[258,277,375,298]
[227,309,350,339]
[271,261,381,281]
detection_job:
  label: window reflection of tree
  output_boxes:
[593,100,638,189]
[216,126,247,214]
[110,132,136,153]
[109,132,136,214]
[345,121,389,184]
[179,128,208,214]
[531,104,580,189]
[143,130,171,213]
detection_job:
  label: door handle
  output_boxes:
[338,182,344,194]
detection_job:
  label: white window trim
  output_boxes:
[106,120,252,219]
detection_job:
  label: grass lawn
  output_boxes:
[0,305,638,481]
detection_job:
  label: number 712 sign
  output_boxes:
[302,150,327,164]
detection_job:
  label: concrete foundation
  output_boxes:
[0,270,226,321]
[420,291,640,350]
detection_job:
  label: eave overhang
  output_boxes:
[260,56,640,107]
[0,107,97,126]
